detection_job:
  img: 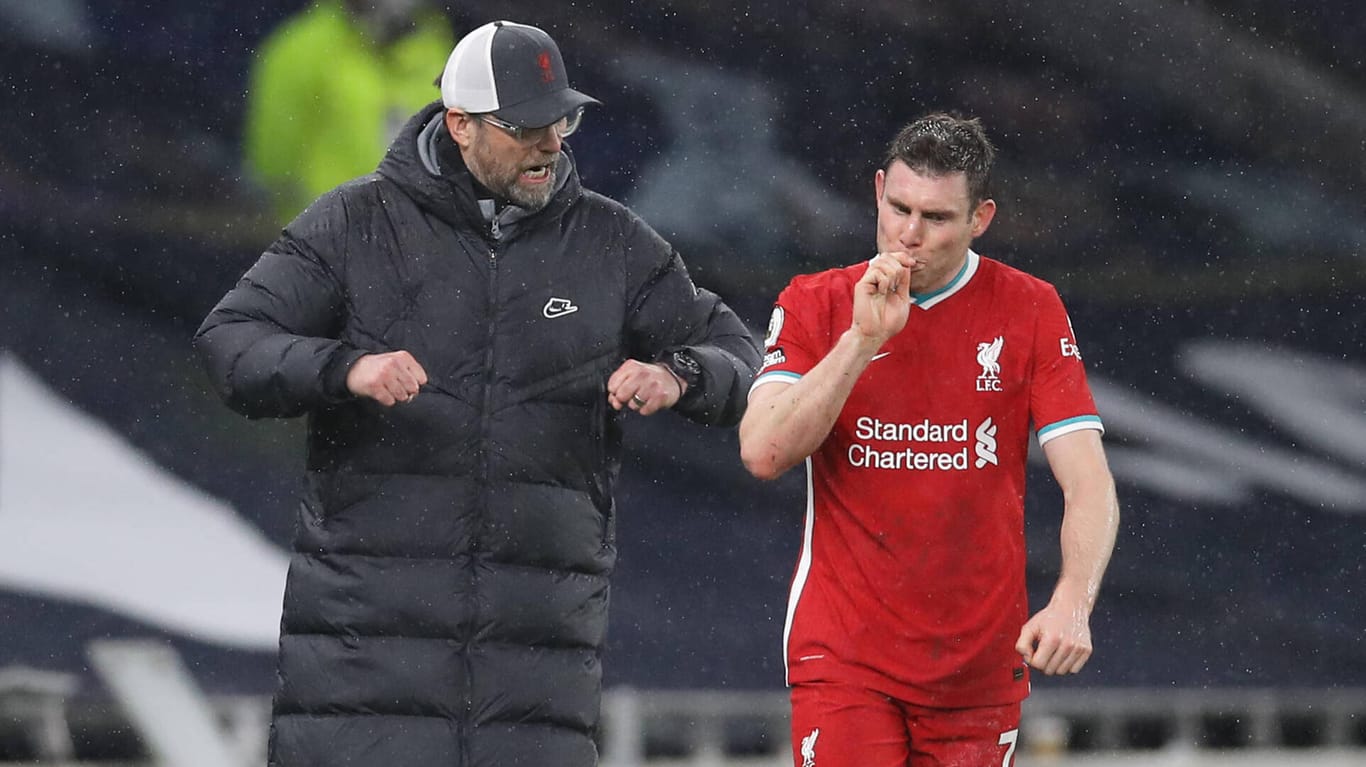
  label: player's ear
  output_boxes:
[970,198,996,237]
[874,168,886,203]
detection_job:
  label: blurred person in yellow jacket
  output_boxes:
[244,0,454,222]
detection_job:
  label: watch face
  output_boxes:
[672,350,702,379]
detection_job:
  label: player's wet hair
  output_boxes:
[884,113,995,209]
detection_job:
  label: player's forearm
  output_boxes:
[740,328,881,480]
[1052,474,1120,612]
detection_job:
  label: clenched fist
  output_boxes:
[346,351,429,407]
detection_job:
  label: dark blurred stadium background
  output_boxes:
[1,0,1364,762]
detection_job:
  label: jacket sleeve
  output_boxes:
[193,196,366,419]
[623,222,762,427]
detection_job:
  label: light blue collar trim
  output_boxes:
[911,250,979,310]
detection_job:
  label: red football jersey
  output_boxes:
[754,251,1103,708]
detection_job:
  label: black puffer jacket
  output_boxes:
[195,102,759,767]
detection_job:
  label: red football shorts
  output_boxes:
[789,681,1021,767]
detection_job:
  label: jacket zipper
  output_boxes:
[462,237,499,762]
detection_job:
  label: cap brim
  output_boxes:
[493,88,602,129]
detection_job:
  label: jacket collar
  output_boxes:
[380,101,580,239]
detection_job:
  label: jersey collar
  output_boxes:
[911,249,979,310]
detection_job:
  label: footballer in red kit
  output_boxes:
[741,114,1119,767]
[764,249,1101,706]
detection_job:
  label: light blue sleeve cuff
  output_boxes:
[1037,415,1104,445]
[748,370,802,398]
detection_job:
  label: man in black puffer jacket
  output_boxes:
[195,20,760,767]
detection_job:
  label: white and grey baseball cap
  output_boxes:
[440,21,601,128]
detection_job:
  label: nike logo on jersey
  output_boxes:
[542,297,579,319]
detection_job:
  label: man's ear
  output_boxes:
[445,110,474,150]
[971,198,997,238]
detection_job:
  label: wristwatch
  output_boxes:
[664,349,702,394]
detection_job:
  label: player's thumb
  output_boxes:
[895,266,912,298]
[1014,623,1038,661]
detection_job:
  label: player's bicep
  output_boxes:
[746,375,796,407]
[739,376,801,479]
[1038,426,1114,511]
[1041,428,1108,493]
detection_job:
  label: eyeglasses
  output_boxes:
[477,107,584,143]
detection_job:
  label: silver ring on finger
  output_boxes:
[631,394,646,407]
